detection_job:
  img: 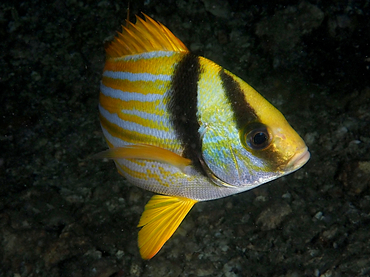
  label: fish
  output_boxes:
[97,13,310,259]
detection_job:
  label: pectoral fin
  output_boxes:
[94,144,191,172]
[137,195,197,259]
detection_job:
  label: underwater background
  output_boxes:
[1,0,370,276]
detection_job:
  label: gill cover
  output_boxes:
[200,122,274,188]
[200,125,241,187]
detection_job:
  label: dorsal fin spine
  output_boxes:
[105,13,189,58]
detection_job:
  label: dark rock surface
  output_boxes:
[1,0,370,276]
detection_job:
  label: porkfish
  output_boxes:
[97,14,310,259]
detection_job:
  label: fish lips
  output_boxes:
[287,147,310,171]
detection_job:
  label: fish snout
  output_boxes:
[287,147,310,171]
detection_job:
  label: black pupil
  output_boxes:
[253,132,267,145]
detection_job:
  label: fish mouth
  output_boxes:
[288,147,310,171]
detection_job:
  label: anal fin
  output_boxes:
[137,195,197,259]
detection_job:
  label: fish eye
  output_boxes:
[242,123,271,150]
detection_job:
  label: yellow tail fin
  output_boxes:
[138,195,197,259]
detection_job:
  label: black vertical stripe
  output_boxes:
[169,53,204,172]
[219,69,258,129]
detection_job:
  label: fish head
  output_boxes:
[200,76,310,191]
[251,112,311,187]
[201,110,310,191]
[240,110,310,176]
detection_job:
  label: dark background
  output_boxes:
[1,0,370,276]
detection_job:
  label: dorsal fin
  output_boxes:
[106,13,189,58]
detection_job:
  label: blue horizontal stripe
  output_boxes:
[120,51,175,61]
[103,71,171,82]
[99,105,178,140]
[100,83,166,102]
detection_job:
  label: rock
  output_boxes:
[256,201,293,230]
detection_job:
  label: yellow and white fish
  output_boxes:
[97,14,310,259]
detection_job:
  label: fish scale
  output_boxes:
[99,52,183,150]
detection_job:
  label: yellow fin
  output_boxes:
[106,13,189,58]
[94,144,191,171]
[137,195,197,259]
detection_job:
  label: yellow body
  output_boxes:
[98,14,310,259]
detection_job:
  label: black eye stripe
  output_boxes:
[219,69,258,130]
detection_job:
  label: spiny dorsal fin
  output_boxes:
[137,195,197,259]
[106,13,189,58]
